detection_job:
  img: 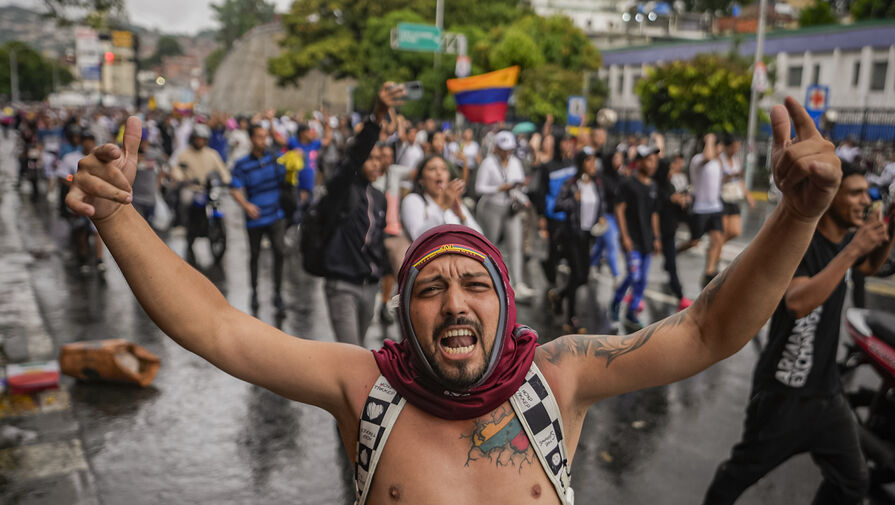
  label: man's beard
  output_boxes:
[422,316,492,390]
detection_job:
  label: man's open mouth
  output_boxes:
[440,328,478,355]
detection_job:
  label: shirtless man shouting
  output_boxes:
[66,89,840,504]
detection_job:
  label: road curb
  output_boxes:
[0,181,100,505]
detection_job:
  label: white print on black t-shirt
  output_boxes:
[774,306,823,387]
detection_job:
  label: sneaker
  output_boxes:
[623,312,644,331]
[514,283,535,302]
[562,318,587,335]
[677,297,693,311]
[379,302,394,325]
[609,300,621,323]
[96,260,107,274]
[273,293,285,316]
[622,293,645,312]
[546,288,563,315]
[79,263,91,275]
[250,291,259,313]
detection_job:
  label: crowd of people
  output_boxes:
[6,80,895,503]
[4,96,895,335]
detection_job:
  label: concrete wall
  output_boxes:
[207,23,355,115]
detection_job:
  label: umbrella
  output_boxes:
[512,121,536,134]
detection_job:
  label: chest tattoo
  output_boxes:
[461,405,534,470]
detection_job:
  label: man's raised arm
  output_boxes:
[64,118,373,414]
[539,97,842,405]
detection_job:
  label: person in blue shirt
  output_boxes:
[287,121,331,206]
[230,125,288,315]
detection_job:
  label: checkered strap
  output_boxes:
[510,361,575,505]
[354,375,406,505]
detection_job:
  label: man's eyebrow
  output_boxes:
[415,271,489,285]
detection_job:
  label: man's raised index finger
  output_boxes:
[784,95,820,141]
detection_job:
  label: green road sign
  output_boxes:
[392,23,442,52]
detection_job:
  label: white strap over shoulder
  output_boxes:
[354,375,406,505]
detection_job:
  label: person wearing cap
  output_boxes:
[610,144,662,330]
[553,146,606,333]
[65,98,842,505]
[475,130,534,301]
[170,123,230,262]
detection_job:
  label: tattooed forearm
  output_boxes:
[692,255,742,312]
[541,311,687,367]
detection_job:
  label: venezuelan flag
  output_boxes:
[447,66,519,124]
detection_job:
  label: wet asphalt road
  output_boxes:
[8,142,895,504]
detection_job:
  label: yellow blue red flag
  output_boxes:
[447,66,520,124]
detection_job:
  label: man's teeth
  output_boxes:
[445,329,474,338]
[444,344,475,354]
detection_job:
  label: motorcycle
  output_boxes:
[840,308,895,497]
[187,173,227,264]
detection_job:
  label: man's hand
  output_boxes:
[622,236,634,253]
[373,82,407,123]
[245,203,261,220]
[66,116,141,220]
[771,96,841,223]
[850,212,889,256]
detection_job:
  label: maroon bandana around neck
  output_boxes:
[372,224,538,420]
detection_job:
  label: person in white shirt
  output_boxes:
[678,133,725,287]
[402,154,481,242]
[718,135,756,244]
[475,131,533,300]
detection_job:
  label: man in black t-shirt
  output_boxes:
[704,165,895,505]
[610,145,661,330]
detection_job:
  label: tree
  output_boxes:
[211,0,276,50]
[144,36,183,68]
[851,0,895,19]
[269,0,526,84]
[635,54,754,134]
[40,0,125,29]
[799,0,837,26]
[0,41,74,101]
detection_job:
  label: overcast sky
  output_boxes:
[2,0,295,35]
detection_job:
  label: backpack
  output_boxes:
[300,187,350,276]
[300,194,333,276]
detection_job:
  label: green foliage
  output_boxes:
[40,0,124,28]
[205,47,227,83]
[211,0,276,50]
[851,0,895,19]
[143,36,184,68]
[0,41,74,101]
[635,54,754,135]
[799,0,837,26]
[269,2,602,121]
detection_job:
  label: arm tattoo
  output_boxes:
[540,311,687,368]
[461,404,534,471]
[692,255,741,312]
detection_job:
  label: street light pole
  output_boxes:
[9,48,20,103]
[744,0,768,190]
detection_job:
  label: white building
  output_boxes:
[599,20,895,141]
[526,0,711,48]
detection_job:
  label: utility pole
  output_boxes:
[744,0,768,190]
[433,0,445,117]
[9,48,20,103]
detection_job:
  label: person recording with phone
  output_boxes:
[474,130,534,301]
